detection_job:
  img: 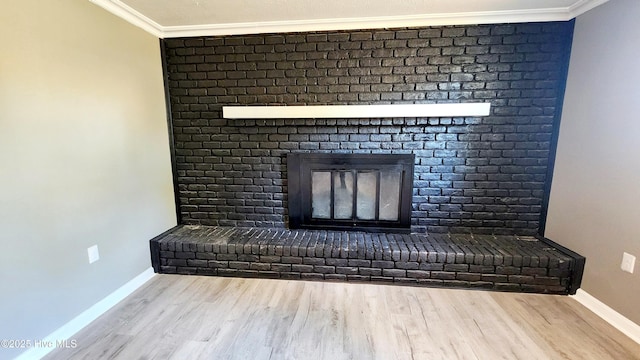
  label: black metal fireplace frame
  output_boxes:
[287,153,414,233]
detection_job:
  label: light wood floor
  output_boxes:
[45,275,640,360]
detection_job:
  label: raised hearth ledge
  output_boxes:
[222,103,491,119]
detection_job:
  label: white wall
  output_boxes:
[546,0,640,325]
[0,0,176,358]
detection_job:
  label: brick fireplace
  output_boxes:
[164,21,574,236]
[153,21,586,294]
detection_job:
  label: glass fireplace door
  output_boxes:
[288,153,414,232]
[311,169,402,223]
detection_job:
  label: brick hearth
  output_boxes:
[151,225,583,294]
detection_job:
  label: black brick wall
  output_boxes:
[164,22,573,235]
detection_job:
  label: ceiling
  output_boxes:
[89,0,608,38]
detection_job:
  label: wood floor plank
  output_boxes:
[43,275,640,360]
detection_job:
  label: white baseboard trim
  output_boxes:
[14,267,156,360]
[572,289,640,344]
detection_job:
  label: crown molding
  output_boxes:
[88,0,163,38]
[88,0,609,39]
[568,0,610,18]
[161,9,569,38]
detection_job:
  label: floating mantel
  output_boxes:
[222,103,491,119]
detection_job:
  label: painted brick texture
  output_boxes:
[164,22,573,235]
[152,225,577,294]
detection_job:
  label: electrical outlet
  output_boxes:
[621,252,635,274]
[88,245,100,264]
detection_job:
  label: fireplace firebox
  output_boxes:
[287,153,414,233]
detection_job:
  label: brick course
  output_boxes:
[152,225,578,294]
[164,22,573,235]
